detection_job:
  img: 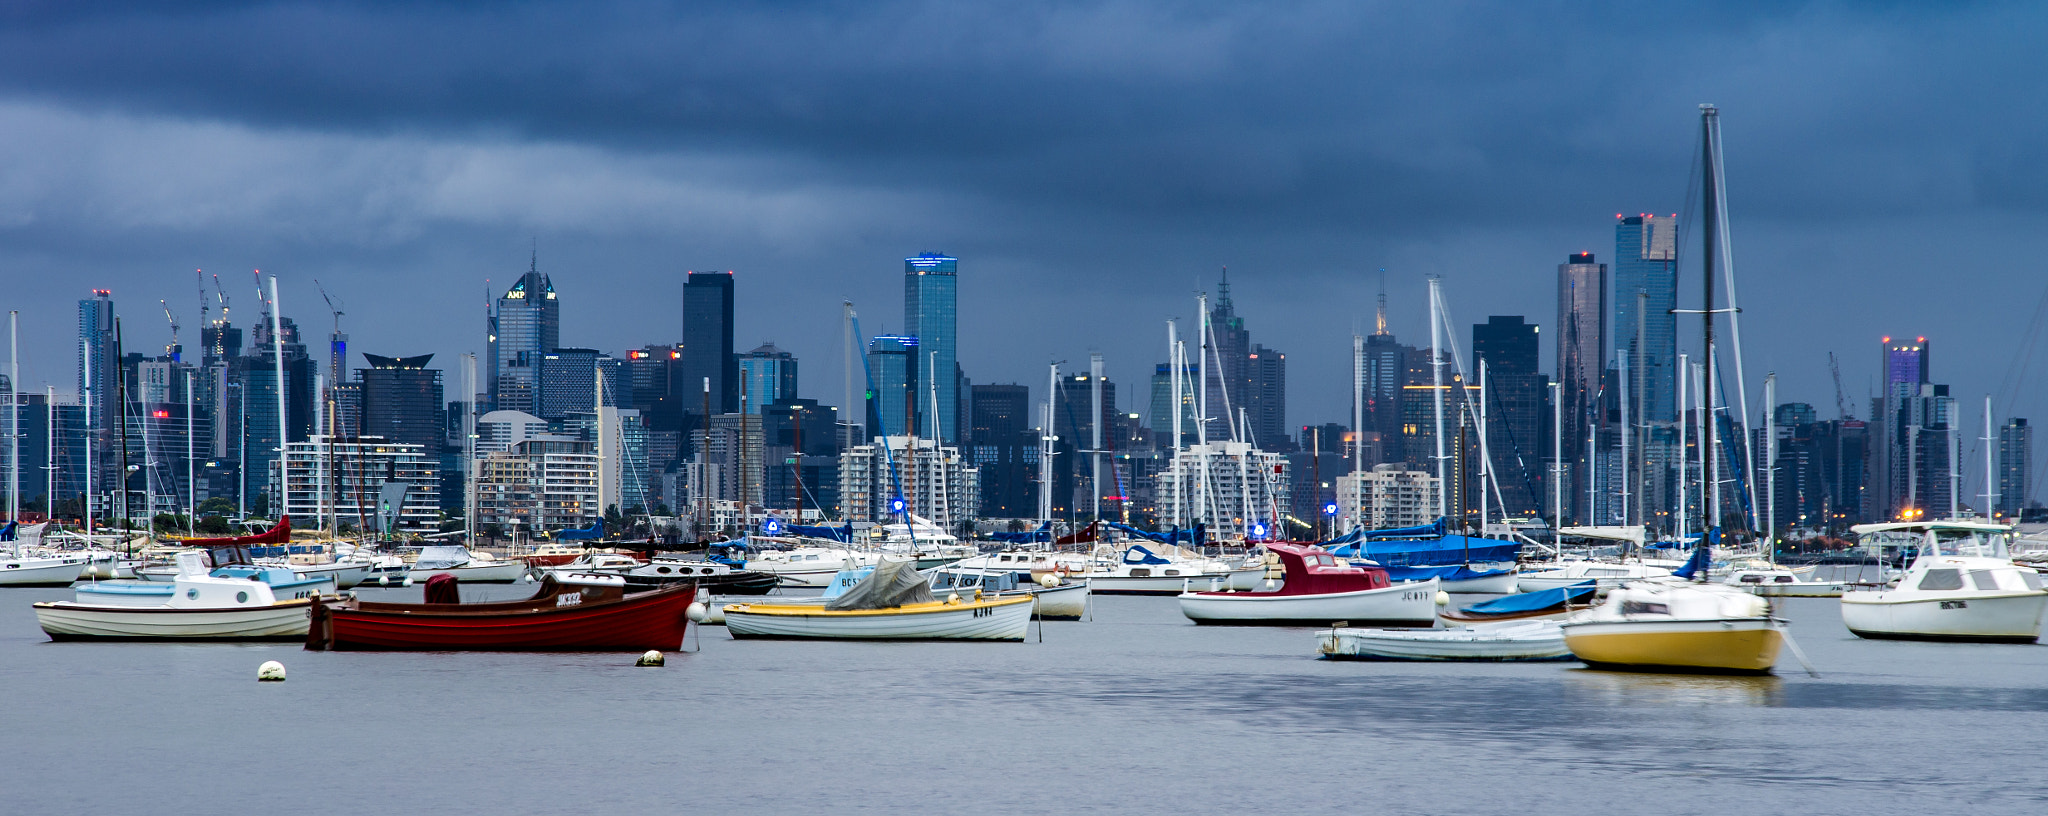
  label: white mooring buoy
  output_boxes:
[635,650,665,667]
[257,660,287,682]
[685,601,708,623]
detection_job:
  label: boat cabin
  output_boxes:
[1224,542,1390,596]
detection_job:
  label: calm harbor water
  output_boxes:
[3,579,2045,815]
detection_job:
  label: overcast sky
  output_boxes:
[5,1,2048,490]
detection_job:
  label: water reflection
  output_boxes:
[1562,667,1784,707]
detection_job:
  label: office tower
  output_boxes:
[903,253,959,443]
[565,406,651,514]
[1152,441,1290,534]
[1612,215,1679,423]
[1148,362,1199,450]
[1872,337,1953,520]
[1471,316,1549,517]
[77,290,117,453]
[737,342,798,414]
[358,353,446,450]
[682,271,737,417]
[537,348,601,421]
[1336,463,1442,531]
[1999,418,2030,517]
[1053,372,1120,516]
[488,264,559,415]
[1247,345,1287,449]
[239,316,315,509]
[969,384,1034,518]
[865,335,919,439]
[1358,334,1410,465]
[1556,252,1606,522]
[624,345,681,412]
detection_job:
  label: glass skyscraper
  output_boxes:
[1612,215,1678,423]
[904,253,958,443]
[737,342,798,414]
[682,271,736,415]
[866,335,918,438]
[488,265,559,415]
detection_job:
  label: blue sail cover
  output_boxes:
[555,520,604,540]
[0,521,15,541]
[1462,582,1596,615]
[990,521,1053,544]
[1324,533,1520,568]
[1101,522,1196,545]
[1378,564,1516,583]
[1121,545,1173,565]
[1672,528,1718,580]
[789,523,854,542]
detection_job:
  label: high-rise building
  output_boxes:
[488,264,559,415]
[1556,252,1606,523]
[474,437,599,533]
[903,253,960,443]
[838,436,980,529]
[275,435,440,533]
[1872,337,1953,520]
[241,316,316,509]
[1336,463,1442,531]
[682,271,737,417]
[624,345,681,412]
[1612,215,1679,423]
[1147,362,1198,450]
[761,397,840,515]
[1152,441,1290,535]
[1999,418,2031,518]
[1472,316,1549,518]
[358,353,445,451]
[536,348,610,421]
[77,290,117,461]
[737,342,798,414]
[969,383,1035,518]
[865,335,919,439]
[1196,271,1288,450]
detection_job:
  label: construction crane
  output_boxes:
[211,273,231,324]
[1828,351,1852,420]
[313,278,347,385]
[159,300,182,361]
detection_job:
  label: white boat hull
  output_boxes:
[33,600,313,640]
[0,555,91,587]
[1178,579,1439,626]
[1320,621,1572,661]
[1087,571,1233,595]
[1737,580,1847,598]
[1841,590,2048,642]
[1022,581,1089,620]
[723,597,1034,641]
[410,561,529,583]
[292,562,372,589]
[1441,570,1519,594]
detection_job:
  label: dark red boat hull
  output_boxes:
[309,584,696,651]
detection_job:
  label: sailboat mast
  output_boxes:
[1039,362,1056,530]
[1550,380,1562,540]
[1167,320,1182,529]
[1478,358,1490,534]
[1700,105,1719,533]
[1619,354,1629,525]
[8,310,16,523]
[1677,352,1689,539]
[1429,277,1447,520]
[1765,373,1776,560]
[1090,352,1103,523]
[1985,395,1998,518]
[462,353,476,546]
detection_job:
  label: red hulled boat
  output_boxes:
[306,573,696,651]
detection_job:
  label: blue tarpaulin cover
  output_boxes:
[788,523,854,542]
[556,520,604,540]
[1463,582,1596,615]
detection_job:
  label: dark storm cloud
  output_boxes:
[4,0,2048,453]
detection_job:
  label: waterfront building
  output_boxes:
[474,437,598,534]
[272,435,439,533]
[737,342,798,414]
[904,253,960,443]
[838,435,981,529]
[1151,441,1291,536]
[487,264,559,415]
[682,271,737,416]
[566,407,651,514]
[1871,337,1954,520]
[1556,252,1605,523]
[358,353,445,451]
[1612,215,1679,424]
[475,409,551,453]
[1999,418,2031,518]
[1335,463,1442,532]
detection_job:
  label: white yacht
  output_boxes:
[746,546,882,588]
[0,523,92,587]
[1840,521,2048,643]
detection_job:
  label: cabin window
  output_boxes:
[1620,601,1669,616]
[1165,569,1181,576]
[1739,575,1763,583]
[1773,576,1794,583]
[2021,571,2044,591]
[1969,570,2003,591]
[1917,569,1964,591]
[1129,568,1151,577]
[1587,568,1626,577]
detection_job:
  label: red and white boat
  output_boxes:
[1177,542,1438,626]
[305,573,696,651]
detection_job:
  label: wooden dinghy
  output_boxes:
[306,573,696,651]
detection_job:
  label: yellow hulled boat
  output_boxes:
[1561,579,1785,675]
[721,557,1035,641]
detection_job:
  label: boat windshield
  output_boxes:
[1928,529,2010,559]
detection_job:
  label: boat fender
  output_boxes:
[635,650,665,667]
[1434,591,1451,606]
[946,592,962,605]
[257,661,287,682]
[1037,573,1061,588]
[686,602,708,623]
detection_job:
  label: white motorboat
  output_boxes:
[284,559,372,589]
[0,523,92,587]
[73,563,337,607]
[1319,620,1573,661]
[33,553,324,641]
[723,558,1034,641]
[407,545,528,583]
[1840,521,2048,643]
[1722,567,1845,598]
[1178,543,1439,626]
[530,552,643,580]
[928,567,1091,620]
[745,547,881,587]
[1082,544,1246,595]
[1517,560,1672,593]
